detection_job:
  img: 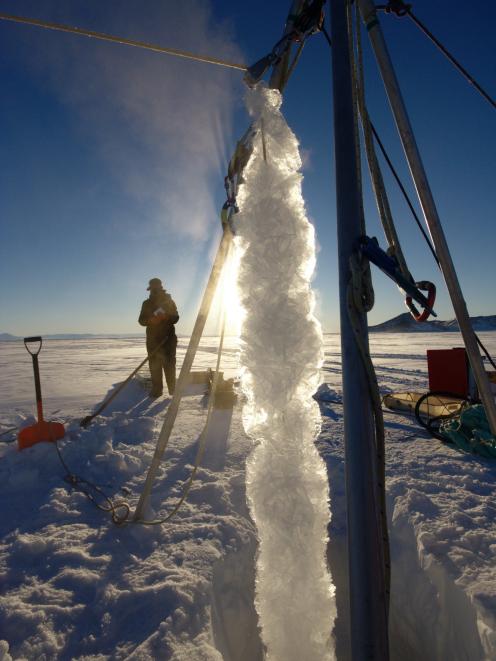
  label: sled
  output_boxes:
[382,391,465,418]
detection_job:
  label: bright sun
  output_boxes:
[210,246,244,337]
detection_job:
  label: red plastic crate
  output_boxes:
[426,348,469,398]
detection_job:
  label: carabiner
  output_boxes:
[405,281,436,322]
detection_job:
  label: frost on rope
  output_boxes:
[234,84,336,661]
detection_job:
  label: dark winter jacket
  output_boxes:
[138,288,179,352]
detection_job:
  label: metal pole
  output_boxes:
[330,1,390,659]
[134,229,232,521]
[358,0,496,435]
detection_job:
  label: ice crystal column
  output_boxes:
[234,85,336,661]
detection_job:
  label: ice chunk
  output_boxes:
[235,84,336,661]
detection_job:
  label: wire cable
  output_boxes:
[368,123,440,268]
[377,3,496,111]
[0,13,247,72]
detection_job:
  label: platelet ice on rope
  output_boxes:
[234,83,336,661]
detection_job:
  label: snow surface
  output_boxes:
[1,332,495,660]
[234,84,335,661]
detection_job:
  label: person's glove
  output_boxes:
[149,308,169,325]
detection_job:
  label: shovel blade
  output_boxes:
[18,421,65,451]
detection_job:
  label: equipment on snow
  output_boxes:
[411,391,496,458]
[427,347,474,399]
[440,404,496,458]
[383,391,465,418]
[18,337,65,450]
[206,368,237,409]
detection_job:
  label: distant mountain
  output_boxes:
[370,313,496,333]
[0,332,142,342]
[0,332,19,341]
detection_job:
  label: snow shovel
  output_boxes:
[18,336,65,450]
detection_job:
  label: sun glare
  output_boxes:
[209,244,244,337]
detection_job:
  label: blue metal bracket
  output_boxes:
[359,236,437,318]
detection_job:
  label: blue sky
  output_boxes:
[1,0,494,335]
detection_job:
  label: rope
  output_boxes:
[377,2,496,111]
[54,440,130,525]
[0,13,247,72]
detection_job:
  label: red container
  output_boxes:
[427,348,470,398]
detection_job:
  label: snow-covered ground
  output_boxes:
[0,332,495,660]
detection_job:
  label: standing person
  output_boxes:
[138,278,179,397]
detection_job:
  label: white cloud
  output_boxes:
[16,0,244,241]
